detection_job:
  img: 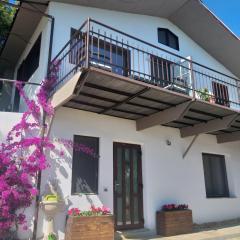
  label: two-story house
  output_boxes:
[1,0,240,239]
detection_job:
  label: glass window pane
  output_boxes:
[117,197,123,225]
[117,147,122,194]
[133,149,138,194]
[134,197,139,224]
[168,32,179,50]
[158,29,167,45]
[125,148,131,223]
[202,154,229,198]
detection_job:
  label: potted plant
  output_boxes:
[156,204,193,236]
[198,88,215,103]
[48,233,57,240]
[65,206,114,240]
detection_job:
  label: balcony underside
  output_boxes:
[51,67,240,143]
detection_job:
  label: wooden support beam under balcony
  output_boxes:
[217,131,240,144]
[136,100,194,131]
[180,113,239,138]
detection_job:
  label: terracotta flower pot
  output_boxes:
[209,96,215,104]
[65,215,114,240]
[156,210,193,236]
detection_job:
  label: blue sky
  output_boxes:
[203,0,240,36]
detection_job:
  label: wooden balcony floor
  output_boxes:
[52,67,240,143]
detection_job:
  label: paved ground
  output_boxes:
[115,219,240,240]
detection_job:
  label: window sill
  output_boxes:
[206,196,237,199]
[71,193,98,196]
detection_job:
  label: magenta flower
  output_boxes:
[30,188,38,196]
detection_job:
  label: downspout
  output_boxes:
[47,16,55,75]
[32,12,55,240]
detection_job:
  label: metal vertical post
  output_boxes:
[85,18,90,68]
[189,56,196,98]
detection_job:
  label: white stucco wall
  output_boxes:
[0,112,22,140]
[39,107,240,239]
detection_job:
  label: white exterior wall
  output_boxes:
[38,107,240,239]
[0,112,22,140]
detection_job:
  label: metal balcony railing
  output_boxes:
[0,78,41,113]
[48,18,240,110]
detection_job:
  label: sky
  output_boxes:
[203,0,240,37]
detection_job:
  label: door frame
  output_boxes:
[113,142,144,230]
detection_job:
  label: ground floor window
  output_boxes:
[202,153,229,198]
[71,135,99,194]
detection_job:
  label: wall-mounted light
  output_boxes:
[166,140,171,146]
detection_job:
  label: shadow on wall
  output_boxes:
[36,141,73,239]
[36,137,103,239]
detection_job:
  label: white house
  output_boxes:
[1,0,240,239]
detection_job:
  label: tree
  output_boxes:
[0,1,17,49]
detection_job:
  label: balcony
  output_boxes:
[48,19,240,143]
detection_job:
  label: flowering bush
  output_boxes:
[68,206,111,217]
[162,204,188,211]
[0,62,59,237]
[0,59,99,237]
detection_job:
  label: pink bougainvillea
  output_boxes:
[67,206,111,217]
[0,62,59,237]
[0,59,99,237]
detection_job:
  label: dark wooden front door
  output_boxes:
[113,142,144,230]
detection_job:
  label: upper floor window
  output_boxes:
[158,28,179,51]
[202,153,229,198]
[70,28,130,76]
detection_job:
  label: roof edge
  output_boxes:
[199,0,239,41]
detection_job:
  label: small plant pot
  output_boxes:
[209,97,215,104]
[65,215,114,240]
[156,210,193,236]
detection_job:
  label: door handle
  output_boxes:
[114,183,120,192]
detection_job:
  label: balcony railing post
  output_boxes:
[236,80,240,104]
[85,18,91,68]
[189,57,196,98]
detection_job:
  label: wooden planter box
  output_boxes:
[65,215,114,240]
[156,210,193,236]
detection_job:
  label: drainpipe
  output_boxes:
[47,17,55,75]
[32,13,55,240]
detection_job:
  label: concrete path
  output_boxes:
[115,222,240,240]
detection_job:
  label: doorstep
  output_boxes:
[115,228,156,240]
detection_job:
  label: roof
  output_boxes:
[0,1,48,76]
[1,0,240,78]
